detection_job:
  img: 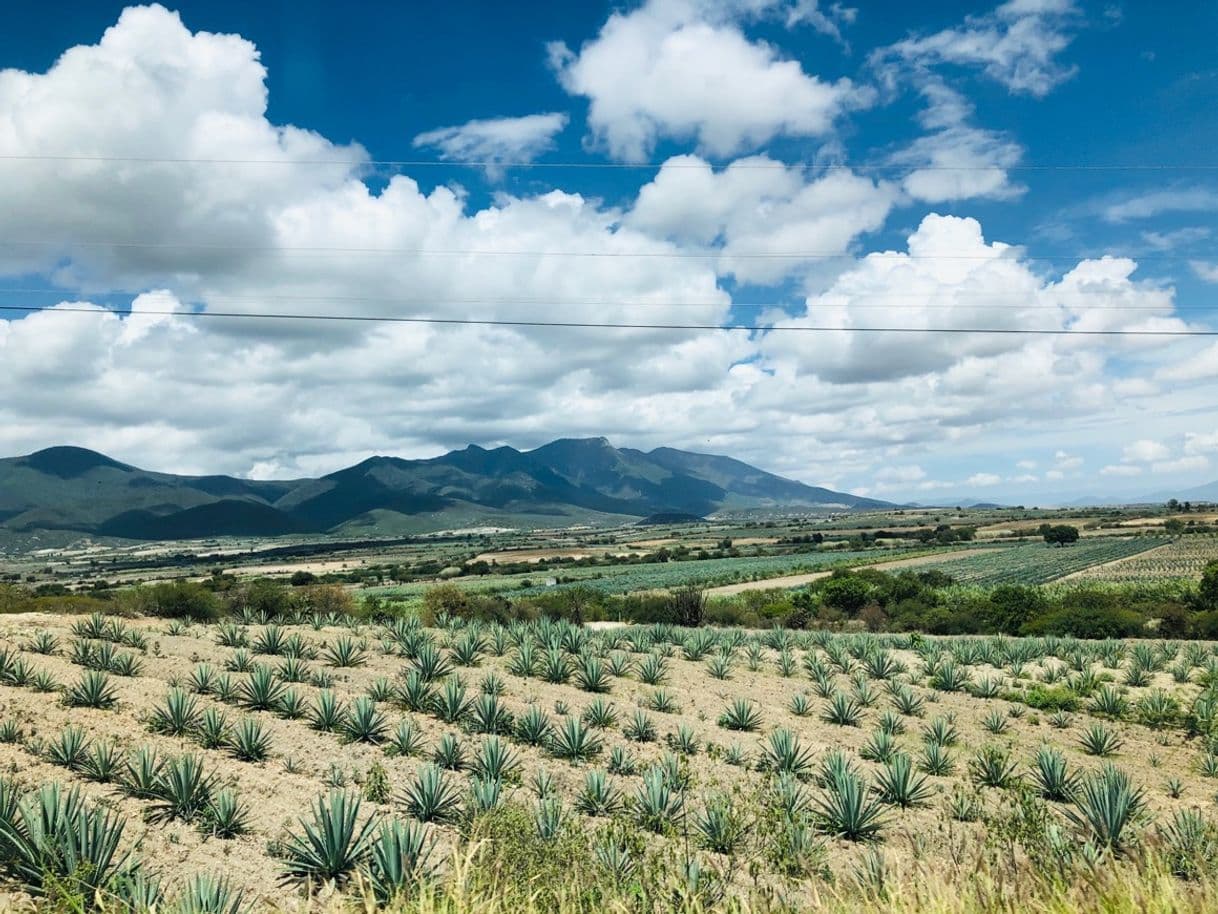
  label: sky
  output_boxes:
[1,0,1217,505]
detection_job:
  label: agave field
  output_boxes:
[911,536,1168,586]
[1,610,1218,911]
[1069,535,1218,583]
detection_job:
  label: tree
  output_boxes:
[1042,524,1080,547]
[821,574,871,615]
[1201,560,1218,611]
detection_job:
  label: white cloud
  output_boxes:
[875,465,927,482]
[1102,188,1218,223]
[1184,431,1218,455]
[1152,456,1210,475]
[1157,342,1218,383]
[1101,464,1142,477]
[1016,459,1037,469]
[891,80,1024,203]
[1010,473,1038,483]
[874,0,1080,97]
[0,4,1214,499]
[1122,439,1170,463]
[412,112,568,170]
[966,472,1001,486]
[1192,261,1218,283]
[628,155,898,283]
[549,0,870,160]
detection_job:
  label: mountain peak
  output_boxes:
[18,446,131,479]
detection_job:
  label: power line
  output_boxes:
[0,238,1209,261]
[2,304,1213,336]
[0,287,1205,313]
[1,152,1217,171]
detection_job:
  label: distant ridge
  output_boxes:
[0,439,892,541]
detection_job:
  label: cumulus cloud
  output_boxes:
[412,112,568,171]
[1152,456,1210,475]
[628,155,898,283]
[1101,464,1142,477]
[0,4,1213,498]
[1122,439,1170,463]
[548,0,870,160]
[874,0,1080,97]
[890,80,1024,203]
[966,472,1001,486]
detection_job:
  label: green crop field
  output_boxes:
[911,537,1167,586]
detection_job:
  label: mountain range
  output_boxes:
[0,440,891,541]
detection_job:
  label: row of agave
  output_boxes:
[0,777,246,913]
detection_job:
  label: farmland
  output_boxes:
[3,610,1218,912]
[907,536,1168,586]
[1069,535,1218,583]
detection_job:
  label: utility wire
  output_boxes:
[1,153,1217,171]
[1,304,1213,336]
[0,238,1209,261]
[0,287,1204,312]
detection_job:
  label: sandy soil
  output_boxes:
[0,612,1206,908]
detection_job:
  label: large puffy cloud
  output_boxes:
[0,5,1215,501]
[627,155,899,283]
[548,0,869,161]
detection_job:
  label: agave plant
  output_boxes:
[228,717,273,763]
[758,728,816,780]
[636,653,668,686]
[364,819,435,904]
[539,648,572,685]
[341,697,388,745]
[875,754,935,808]
[632,767,684,834]
[431,733,466,771]
[575,770,622,817]
[1029,746,1079,802]
[63,670,119,709]
[717,699,762,732]
[694,792,749,854]
[238,665,286,712]
[821,692,864,728]
[80,741,122,784]
[921,716,959,748]
[279,790,378,886]
[1158,808,1218,880]
[24,630,59,655]
[969,745,1020,790]
[574,655,612,693]
[397,671,436,714]
[172,874,244,914]
[449,631,484,668]
[512,705,553,747]
[917,743,955,777]
[411,643,454,683]
[811,770,887,842]
[399,765,462,824]
[582,697,618,730]
[624,709,658,742]
[309,690,348,733]
[433,676,474,725]
[608,745,638,776]
[647,689,679,714]
[120,746,164,799]
[47,725,91,771]
[0,781,142,900]
[1078,722,1123,758]
[534,796,566,841]
[1064,764,1146,854]
[470,736,520,783]
[149,754,216,823]
[386,719,426,758]
[323,636,367,669]
[468,693,514,735]
[859,730,899,765]
[549,716,602,762]
[147,687,201,736]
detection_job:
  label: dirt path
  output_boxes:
[704,548,990,596]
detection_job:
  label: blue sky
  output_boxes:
[0,0,1216,504]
